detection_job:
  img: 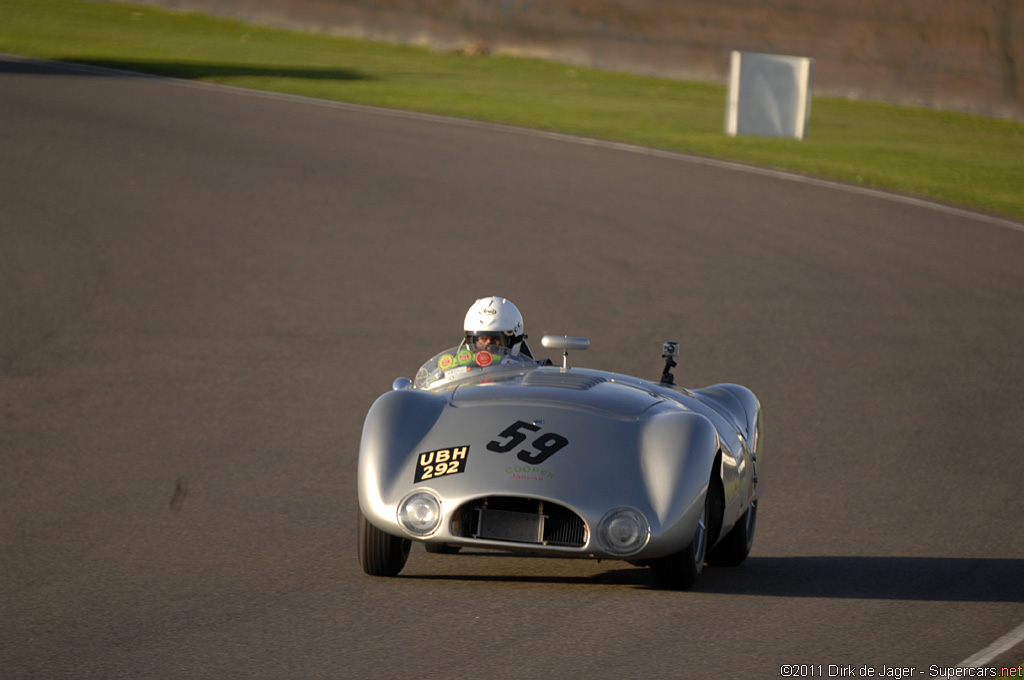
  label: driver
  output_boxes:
[463,296,534,359]
[413,297,541,389]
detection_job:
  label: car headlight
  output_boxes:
[597,507,650,556]
[397,492,442,537]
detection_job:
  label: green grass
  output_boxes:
[3,0,1023,221]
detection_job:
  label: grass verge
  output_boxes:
[2,0,1022,222]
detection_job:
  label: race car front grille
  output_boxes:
[452,497,587,548]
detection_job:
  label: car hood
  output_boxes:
[376,369,708,527]
[448,367,668,418]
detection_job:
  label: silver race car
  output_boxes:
[357,336,763,589]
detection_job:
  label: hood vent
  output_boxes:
[522,371,606,390]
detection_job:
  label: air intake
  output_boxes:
[452,497,587,548]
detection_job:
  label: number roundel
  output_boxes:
[486,421,568,464]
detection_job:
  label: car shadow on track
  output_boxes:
[401,549,651,588]
[401,553,1024,601]
[696,556,1024,602]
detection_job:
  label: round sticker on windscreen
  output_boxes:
[475,351,493,367]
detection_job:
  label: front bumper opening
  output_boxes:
[451,496,587,548]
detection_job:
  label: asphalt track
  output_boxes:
[3,54,1024,678]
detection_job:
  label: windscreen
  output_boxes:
[414,343,535,390]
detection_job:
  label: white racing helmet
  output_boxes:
[464,296,527,354]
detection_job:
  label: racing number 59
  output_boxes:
[486,421,568,464]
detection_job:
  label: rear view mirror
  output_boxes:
[541,335,590,370]
[541,335,590,351]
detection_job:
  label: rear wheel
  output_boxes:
[358,511,410,576]
[649,487,710,590]
[707,499,757,567]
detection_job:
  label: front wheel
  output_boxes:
[649,488,710,590]
[707,499,757,567]
[358,511,411,576]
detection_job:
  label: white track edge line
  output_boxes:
[6,52,1024,234]
[958,619,1024,668]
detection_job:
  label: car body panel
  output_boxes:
[358,343,762,563]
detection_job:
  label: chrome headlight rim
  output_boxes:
[397,490,443,537]
[597,506,650,556]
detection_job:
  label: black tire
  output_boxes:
[425,543,461,554]
[358,511,410,577]
[649,485,711,590]
[706,499,757,567]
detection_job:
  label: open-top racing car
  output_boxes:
[357,334,762,590]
